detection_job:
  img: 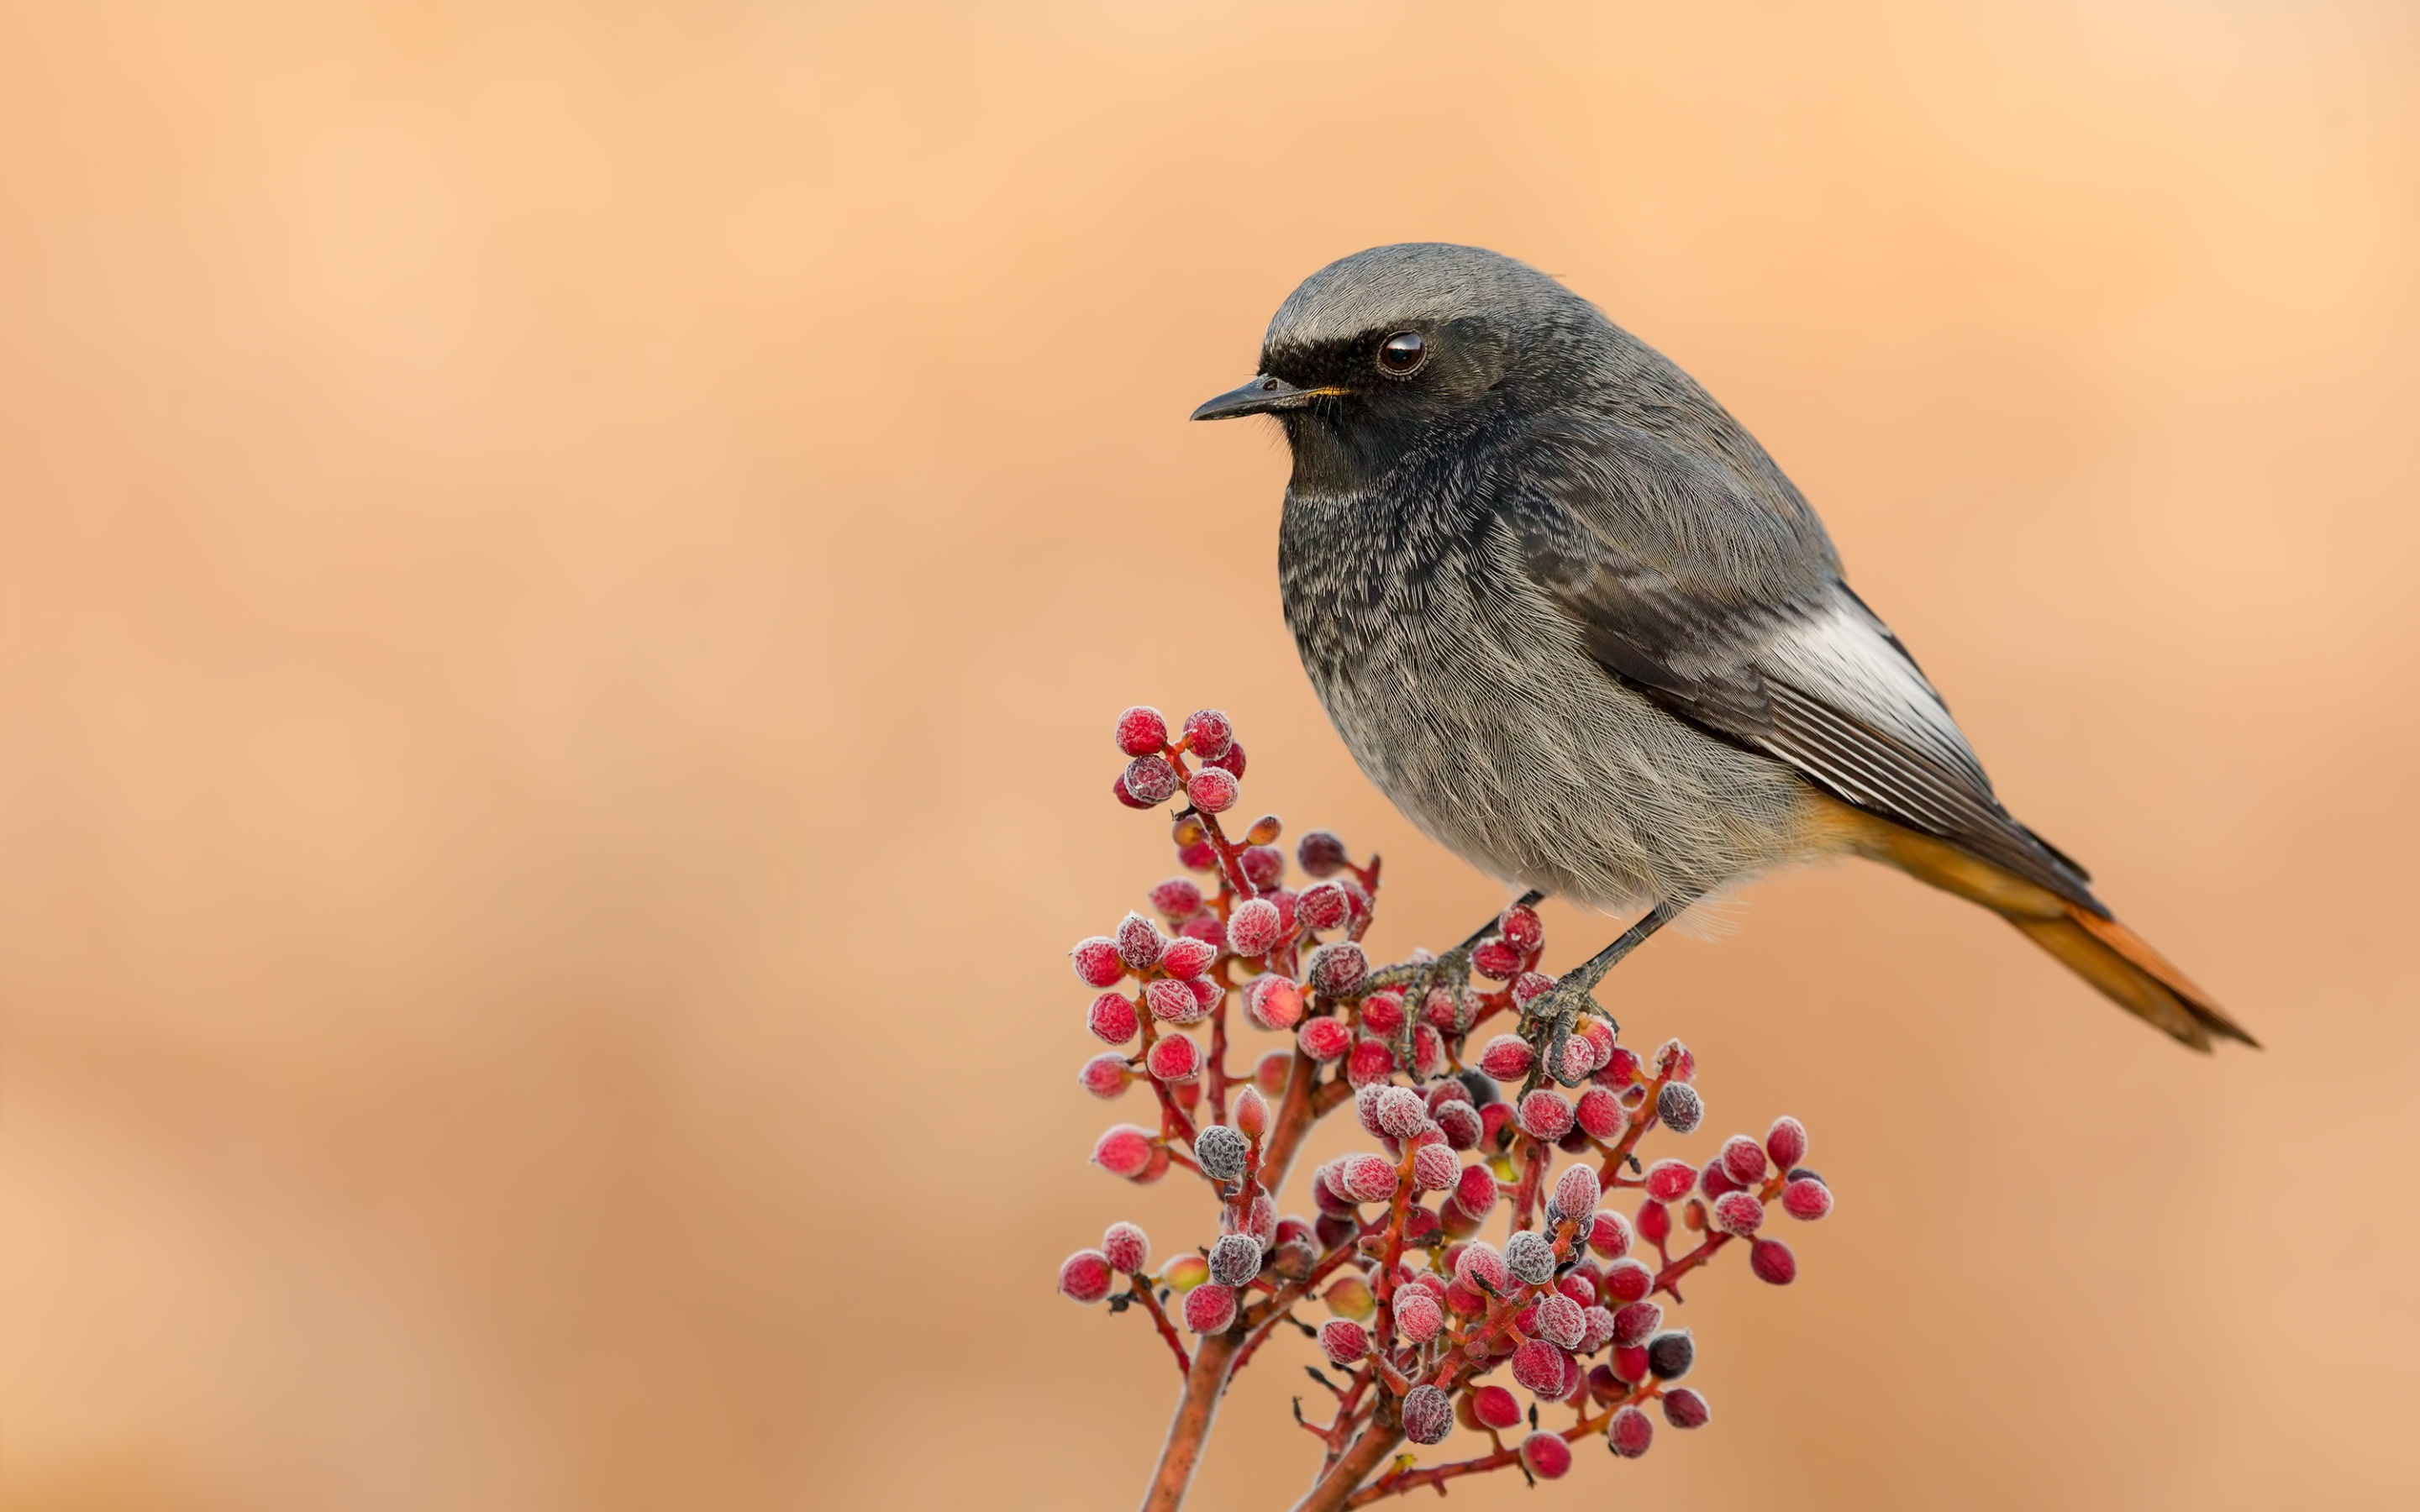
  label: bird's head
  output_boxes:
[1192,243,1601,491]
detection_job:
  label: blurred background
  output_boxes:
[3,3,2416,1509]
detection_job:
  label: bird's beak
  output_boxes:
[1189,375,1347,421]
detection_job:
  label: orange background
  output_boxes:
[4,4,2417,1509]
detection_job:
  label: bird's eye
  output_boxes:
[1376,331,1427,375]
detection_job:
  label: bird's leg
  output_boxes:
[1518,894,1696,1095]
[1361,890,1547,1069]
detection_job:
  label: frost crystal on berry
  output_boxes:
[1231,1084,1270,1142]
[1143,977,1204,1026]
[1662,1388,1712,1429]
[1505,1230,1558,1286]
[1092,1124,1155,1179]
[1160,937,1218,979]
[1656,1082,1704,1134]
[1411,1142,1460,1192]
[1305,941,1368,996]
[1194,1124,1249,1183]
[1452,1163,1498,1220]
[1477,1035,1534,1082]
[1360,990,1406,1036]
[1059,1249,1113,1304]
[1401,1384,1453,1446]
[1114,706,1168,756]
[1079,1053,1129,1100]
[1145,1034,1202,1084]
[1435,1102,1482,1151]
[1071,937,1125,989]
[1102,1221,1149,1273]
[1554,1164,1602,1221]
[1330,1152,1399,1205]
[1520,1431,1571,1480]
[1123,754,1182,806]
[1720,1134,1769,1185]
[1765,1114,1808,1169]
[1344,1037,1396,1088]
[1239,844,1285,890]
[1509,1339,1569,1396]
[1518,1089,1575,1142]
[1395,1288,1444,1342]
[1208,1232,1263,1287]
[1116,913,1166,971]
[1576,1086,1627,1140]
[1455,1240,1509,1295]
[1375,1085,1429,1139]
[1183,1283,1238,1334]
[1710,1190,1765,1236]
[1534,1292,1587,1350]
[1607,1404,1655,1458]
[1181,708,1234,760]
[1186,766,1239,815]
[1611,1299,1663,1348]
[1297,1016,1351,1061]
[1318,1318,1369,1364]
[1087,991,1140,1045]
[1587,1210,1634,1261]
[1781,1177,1833,1221]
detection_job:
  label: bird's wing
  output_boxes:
[1506,422,2101,911]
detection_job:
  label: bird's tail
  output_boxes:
[1825,806,2257,1052]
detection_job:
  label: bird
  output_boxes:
[1192,242,2252,1053]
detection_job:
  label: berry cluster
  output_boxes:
[1055,706,1835,1512]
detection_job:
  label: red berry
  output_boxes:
[1498,901,1544,952]
[1423,984,1474,1034]
[1435,1102,1482,1152]
[1510,1340,1570,1396]
[1207,741,1246,779]
[1601,1046,1644,1087]
[1518,1089,1575,1142]
[1611,1299,1663,1347]
[1115,706,1169,756]
[1146,1034,1202,1083]
[1576,1086,1627,1140]
[1453,1240,1509,1294]
[1711,1190,1765,1236]
[1148,878,1203,918]
[1297,1016,1351,1061]
[1116,913,1166,970]
[1478,1102,1514,1150]
[1186,766,1239,815]
[1555,1037,1596,1085]
[1079,1053,1129,1099]
[1058,1248,1114,1304]
[1534,1292,1587,1350]
[1581,1305,1619,1352]
[1160,937,1218,979]
[1401,1384,1452,1446]
[1176,839,1218,871]
[1138,1146,1171,1184]
[1375,1086,1431,1139]
[1602,1257,1653,1305]
[1345,1037,1397,1088]
[1587,1210,1634,1260]
[1239,974,1301,1032]
[1781,1177,1833,1221]
[1395,1288,1444,1342]
[1145,977,1207,1026]
[1102,1222,1149,1272]
[1092,1124,1155,1179]
[1553,1163,1601,1221]
[1472,938,1523,979]
[1607,1404,1654,1458]
[1181,708,1234,760]
[1720,1134,1768,1186]
[1510,970,1556,1010]
[1586,1363,1623,1405]
[1183,1283,1238,1334]
[1477,1035,1534,1082]
[1701,1158,1741,1200]
[1610,1346,1649,1384]
[1239,844,1285,891]
[1113,770,1153,809]
[1123,754,1182,806]
[1297,882,1349,932]
[1662,1388,1712,1429]
[1750,1237,1798,1285]
[1654,1038,1695,1083]
[1297,829,1349,878]
[1255,1049,1292,1094]
[1232,1084,1270,1142]
[1444,1278,1486,1317]
[1071,937,1124,988]
[1306,942,1368,996]
[1318,1318,1369,1364]
[1327,1152,1399,1205]
[1470,1383,1523,1431]
[1635,1200,1671,1247]
[1520,1431,1571,1480]
[1087,991,1140,1044]
[1223,900,1281,958]
[1655,1082,1704,1134]
[1360,990,1406,1036]
[1575,1017,1615,1068]
[1207,1232,1264,1287]
[1452,1163,1498,1220]
[1765,1115,1808,1170]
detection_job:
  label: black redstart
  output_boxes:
[1192,243,2251,1055]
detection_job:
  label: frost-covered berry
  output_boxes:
[1554,1164,1602,1221]
[1186,767,1239,815]
[1232,1084,1270,1142]
[1472,938,1524,980]
[1148,877,1203,919]
[1115,706,1169,756]
[1352,1083,1391,1138]
[1720,1134,1769,1186]
[1072,937,1125,988]
[1587,1210,1634,1261]
[1395,1287,1444,1342]
[1297,829,1348,878]
[1117,913,1167,971]
[1505,1230,1558,1286]
[1454,1240,1510,1295]
[1510,1340,1570,1396]
[1059,1249,1113,1304]
[1176,839,1218,871]
[1102,1221,1149,1273]
[1194,1124,1249,1182]
[1318,1318,1369,1364]
[1146,1034,1203,1084]
[1330,1152,1400,1205]
[1208,1232,1264,1287]
[1181,912,1224,949]
[1533,1292,1587,1351]
[1305,941,1367,996]
[1575,1017,1616,1069]
[1607,1404,1655,1458]
[1611,1299,1663,1348]
[1601,1045,1644,1087]
[1520,1431,1571,1480]
[1296,882,1349,932]
[1226,899,1283,958]
[1360,990,1406,1037]
[1635,1200,1671,1247]
[1452,1163,1498,1220]
[1205,740,1246,778]
[1323,1271,1376,1320]
[1576,1086,1628,1140]
[1144,978,1205,1026]
[1401,1384,1453,1446]
[1656,1082,1704,1134]
[1781,1177,1833,1221]
[1477,1035,1534,1082]
[1375,1086,1430,1139]
[1662,1388,1712,1430]
[1508,974,1555,1016]
[1079,1053,1129,1099]
[1654,1038,1695,1083]
[1239,974,1301,1032]
[1160,937,1218,979]
[1645,1331,1695,1380]
[1411,1024,1447,1079]
[1412,1142,1460,1193]
[1602,1257,1654,1305]
[1183,1283,1238,1334]
[1181,708,1234,760]
[1092,1124,1155,1179]
[1239,844,1286,891]
[1123,754,1182,806]
[1750,1238,1798,1285]
[1581,1305,1619,1353]
[1497,900,1544,952]
[1241,1191,1278,1247]
[1086,991,1140,1045]
[1345,1037,1397,1089]
[1711,1190,1765,1237]
[1765,1115,1808,1169]
[1435,1102,1482,1152]
[1479,1103,1515,1149]
[1297,1016,1352,1061]
[1518,1089,1575,1142]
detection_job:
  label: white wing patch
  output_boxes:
[1758,598,1991,793]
